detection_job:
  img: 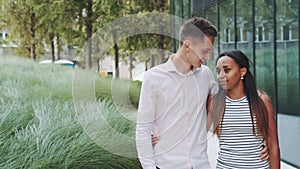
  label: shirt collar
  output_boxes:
[166,54,198,75]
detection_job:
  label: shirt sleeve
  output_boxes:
[205,67,220,133]
[136,71,157,169]
[207,67,219,96]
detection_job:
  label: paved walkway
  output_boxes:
[278,113,300,168]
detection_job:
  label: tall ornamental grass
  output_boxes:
[0,56,142,169]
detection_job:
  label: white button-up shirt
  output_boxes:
[136,55,218,169]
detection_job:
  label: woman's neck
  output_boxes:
[226,87,246,100]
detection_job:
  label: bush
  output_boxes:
[0,56,142,169]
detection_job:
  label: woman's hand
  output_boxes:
[151,134,160,149]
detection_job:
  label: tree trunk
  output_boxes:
[86,0,93,69]
[30,11,36,60]
[31,42,36,60]
[96,58,100,72]
[50,33,55,62]
[150,54,155,68]
[112,30,119,78]
[56,33,60,60]
[129,54,133,79]
[86,35,92,68]
[145,60,148,71]
[158,35,164,64]
[158,0,165,64]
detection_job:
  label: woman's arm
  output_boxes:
[260,93,281,169]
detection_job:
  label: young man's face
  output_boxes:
[187,35,215,68]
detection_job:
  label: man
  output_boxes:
[136,17,218,169]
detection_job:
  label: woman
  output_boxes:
[209,50,280,168]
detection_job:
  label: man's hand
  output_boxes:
[260,140,269,160]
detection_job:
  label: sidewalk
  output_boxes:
[278,113,300,168]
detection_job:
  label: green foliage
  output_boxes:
[2,0,44,59]
[0,0,172,68]
[96,75,141,106]
[0,56,142,168]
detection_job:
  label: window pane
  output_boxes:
[219,0,234,50]
[235,0,254,72]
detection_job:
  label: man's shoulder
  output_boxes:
[200,64,211,70]
[145,62,169,74]
[142,63,169,84]
[196,65,213,74]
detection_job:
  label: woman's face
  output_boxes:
[216,56,244,91]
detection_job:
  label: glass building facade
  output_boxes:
[171,0,300,167]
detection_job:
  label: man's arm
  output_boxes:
[260,140,269,160]
[206,94,214,131]
[206,67,219,132]
[136,72,157,169]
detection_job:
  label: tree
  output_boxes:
[33,0,65,62]
[105,0,127,78]
[31,0,98,62]
[134,0,171,65]
[62,0,107,69]
[96,0,172,78]
[2,0,44,60]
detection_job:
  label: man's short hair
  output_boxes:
[179,17,217,45]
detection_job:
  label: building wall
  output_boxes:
[191,0,300,116]
[188,0,300,167]
[98,56,145,81]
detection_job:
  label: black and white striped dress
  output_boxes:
[216,96,270,169]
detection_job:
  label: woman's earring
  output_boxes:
[241,76,244,80]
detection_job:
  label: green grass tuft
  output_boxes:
[0,56,142,169]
